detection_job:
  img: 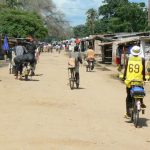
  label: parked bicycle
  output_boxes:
[129,80,146,127]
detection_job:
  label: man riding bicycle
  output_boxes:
[14,40,28,79]
[123,45,146,118]
[68,45,82,85]
[86,45,95,70]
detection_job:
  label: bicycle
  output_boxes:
[86,59,94,72]
[22,62,34,81]
[129,80,146,127]
[68,67,79,90]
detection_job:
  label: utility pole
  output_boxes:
[148,0,150,26]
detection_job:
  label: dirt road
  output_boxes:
[0,51,150,150]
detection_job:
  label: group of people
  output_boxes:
[9,37,38,80]
[6,38,148,119]
[69,44,147,119]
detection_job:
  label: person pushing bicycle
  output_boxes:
[123,45,146,118]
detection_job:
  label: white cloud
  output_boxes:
[53,0,103,26]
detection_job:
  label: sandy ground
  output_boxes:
[0,51,150,150]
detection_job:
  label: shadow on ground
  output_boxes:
[34,74,43,77]
[20,79,40,82]
[76,87,85,90]
[125,117,149,128]
[95,66,111,71]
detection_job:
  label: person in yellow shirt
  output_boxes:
[123,46,146,118]
[86,45,95,70]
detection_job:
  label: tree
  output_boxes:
[21,0,73,39]
[0,8,48,39]
[99,0,129,18]
[0,0,73,40]
[4,0,22,9]
[73,25,88,38]
[86,8,98,35]
[98,0,148,33]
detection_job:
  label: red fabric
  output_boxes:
[75,39,80,44]
[116,57,120,64]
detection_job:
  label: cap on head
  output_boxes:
[131,46,141,56]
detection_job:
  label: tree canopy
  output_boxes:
[0,8,48,39]
[73,0,148,37]
[0,0,73,40]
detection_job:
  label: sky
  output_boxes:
[53,0,147,26]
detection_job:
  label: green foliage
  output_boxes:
[73,25,89,38]
[0,8,48,39]
[99,0,128,18]
[73,0,148,37]
[5,0,20,8]
[86,8,98,34]
[98,0,148,33]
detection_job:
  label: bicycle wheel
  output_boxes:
[76,79,79,89]
[86,66,88,72]
[89,62,92,72]
[69,78,74,90]
[9,68,12,74]
[133,104,139,128]
[130,109,134,122]
[25,74,28,81]
[130,100,134,122]
[69,69,75,90]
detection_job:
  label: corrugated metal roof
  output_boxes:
[99,42,113,46]
[113,37,140,44]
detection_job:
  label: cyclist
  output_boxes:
[86,45,95,70]
[25,36,37,76]
[14,40,28,79]
[123,45,146,118]
[69,45,82,85]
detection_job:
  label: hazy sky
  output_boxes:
[53,0,147,26]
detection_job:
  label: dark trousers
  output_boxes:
[126,87,132,115]
[75,72,79,84]
[15,63,23,76]
[87,59,95,70]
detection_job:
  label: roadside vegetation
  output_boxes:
[73,0,148,37]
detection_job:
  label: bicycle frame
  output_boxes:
[22,62,32,80]
[86,59,94,72]
[68,67,79,89]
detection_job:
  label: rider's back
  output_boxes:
[87,49,95,60]
[15,45,25,56]
[124,55,145,87]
